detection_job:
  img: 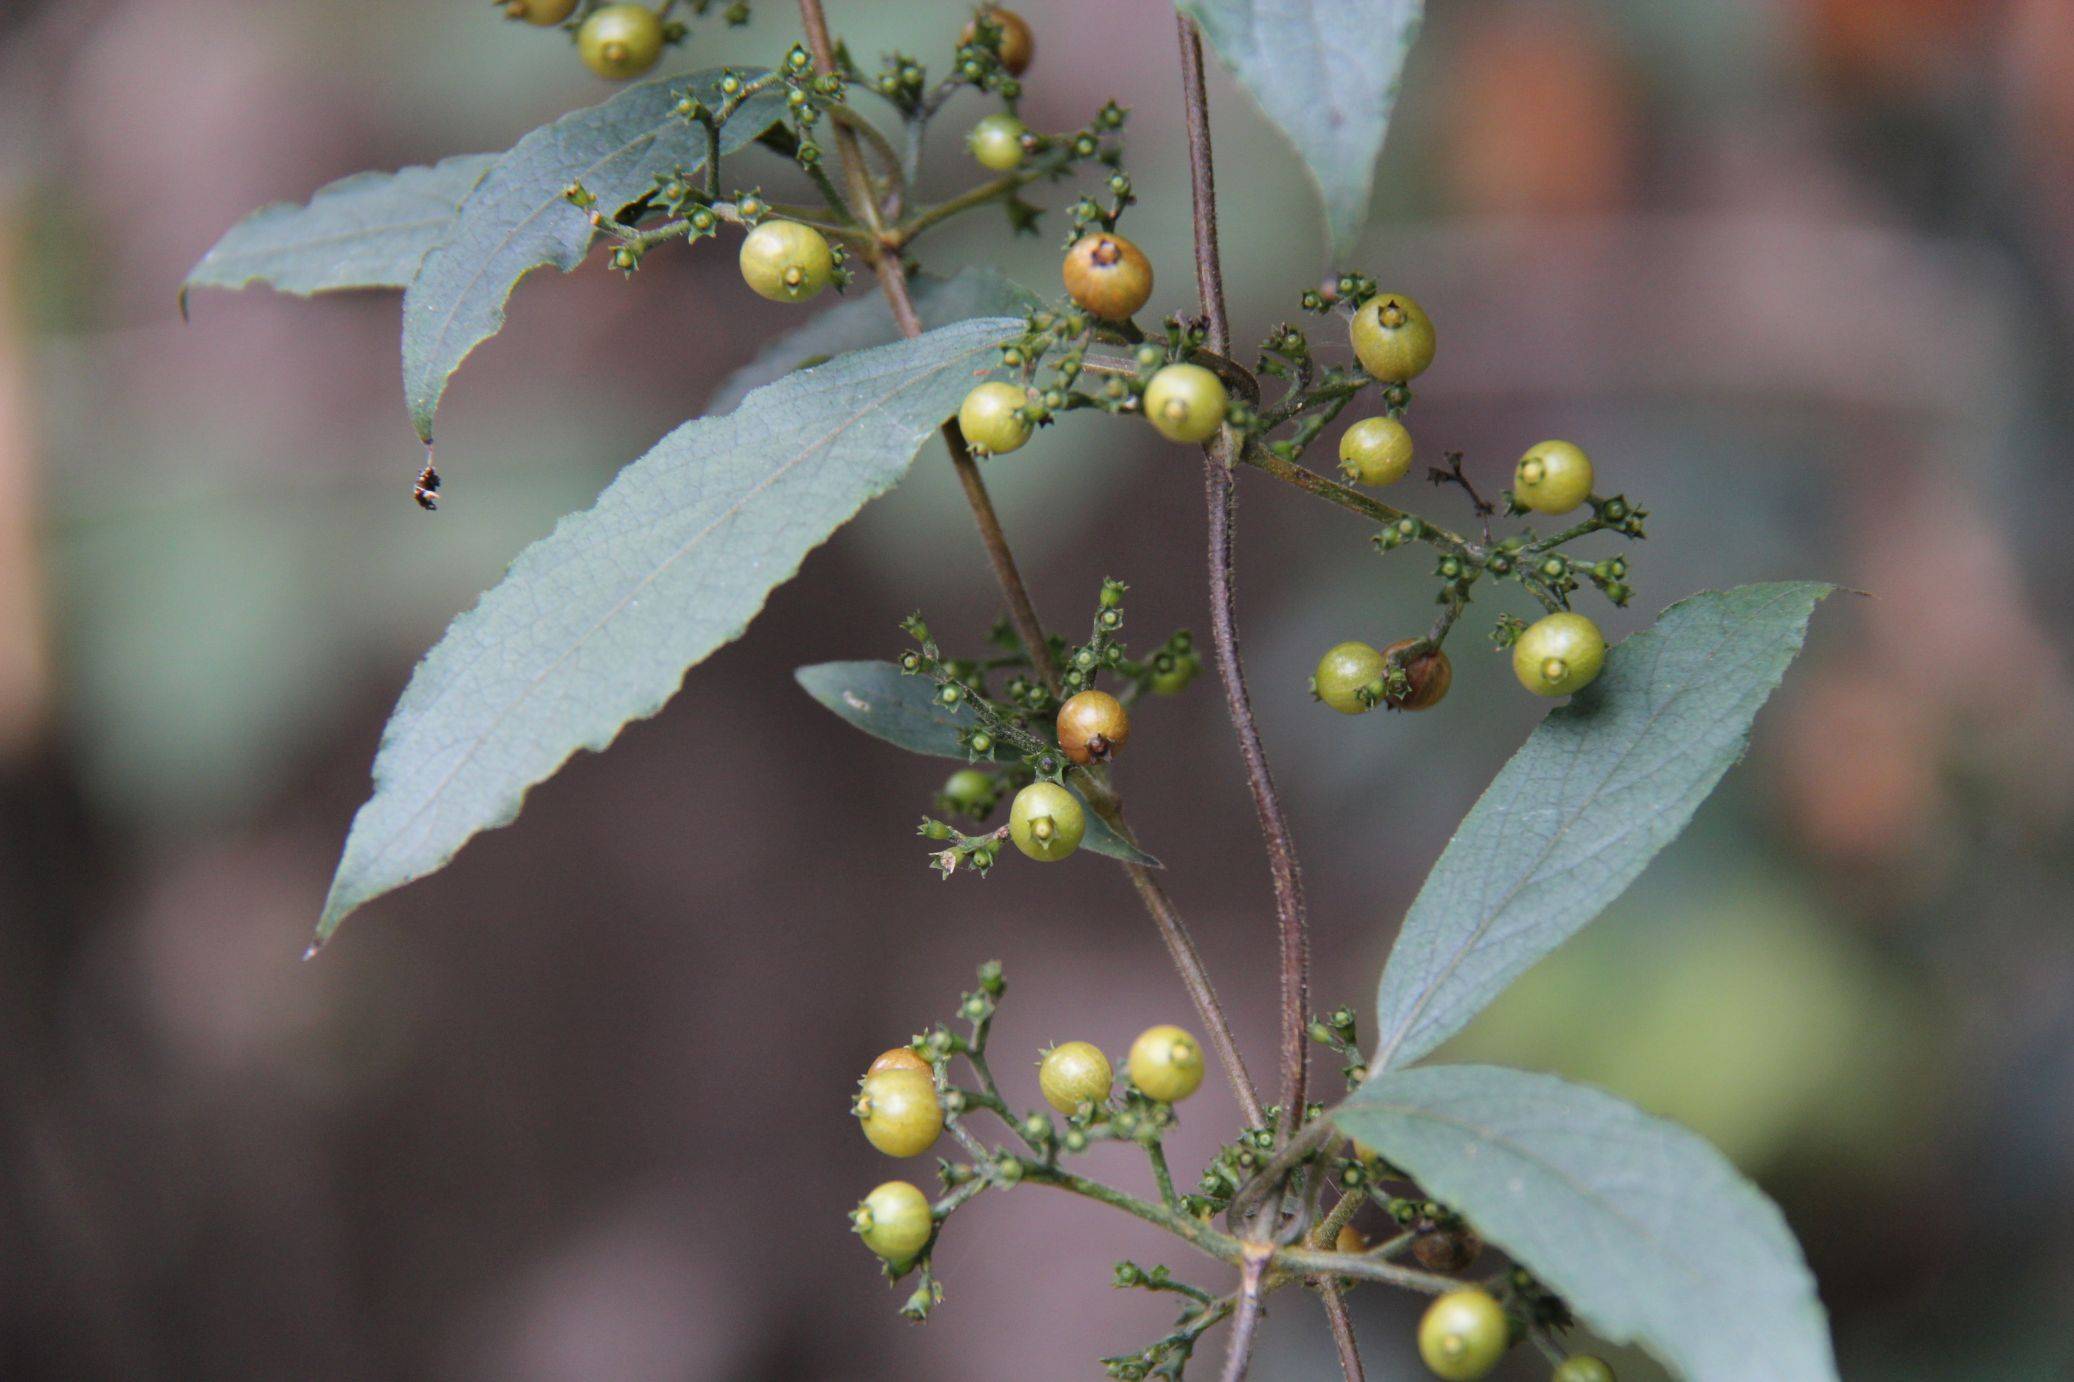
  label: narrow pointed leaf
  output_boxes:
[318,319,1017,940]
[794,660,1161,868]
[1373,583,1833,1071]
[401,71,784,441]
[1177,0,1423,256]
[1336,1065,1838,1381]
[180,153,495,311]
[708,267,1040,414]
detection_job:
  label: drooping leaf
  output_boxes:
[401,71,784,441]
[1336,1065,1838,1381]
[1178,0,1423,256]
[794,660,1161,868]
[708,268,1040,414]
[317,318,1018,941]
[1372,583,1833,1072]
[179,153,495,312]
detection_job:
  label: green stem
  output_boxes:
[1020,1162,1245,1262]
[1148,1141,1180,1209]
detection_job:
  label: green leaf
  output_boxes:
[1336,1065,1837,1381]
[794,659,1161,869]
[1177,0,1423,256]
[401,71,784,441]
[180,153,495,312]
[708,267,1040,414]
[1372,583,1833,1072]
[317,318,1017,942]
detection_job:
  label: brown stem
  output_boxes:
[1320,1287,1368,1381]
[1175,15,1309,1134]
[1218,1244,1272,1382]
[795,0,1261,1122]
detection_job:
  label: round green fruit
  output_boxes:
[1127,1024,1204,1103]
[1038,1041,1114,1113]
[1142,363,1228,444]
[1339,416,1415,486]
[577,5,665,79]
[1512,612,1607,697]
[1313,641,1387,715]
[1514,439,1594,515]
[1417,1288,1511,1381]
[853,1180,934,1263]
[738,220,836,303]
[1349,292,1436,383]
[968,113,1027,171]
[958,381,1033,455]
[1552,1358,1617,1382]
[1009,781,1086,862]
[505,0,579,24]
[855,1067,943,1158]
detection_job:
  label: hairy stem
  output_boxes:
[1218,1244,1272,1382]
[795,0,1261,1126]
[1175,15,1310,1140]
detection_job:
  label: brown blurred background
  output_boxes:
[3,0,2073,1377]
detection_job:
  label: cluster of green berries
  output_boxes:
[1414,1286,1615,1381]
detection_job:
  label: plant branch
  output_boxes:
[797,0,1262,1130]
[1218,1243,1272,1382]
[1175,14,1309,1140]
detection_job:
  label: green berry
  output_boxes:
[1127,1024,1204,1102]
[1038,1041,1114,1113]
[853,1180,934,1263]
[1417,1288,1511,1380]
[1009,781,1085,862]
[1313,641,1387,715]
[1512,612,1607,697]
[1142,363,1227,443]
[1552,1359,1616,1382]
[968,113,1027,171]
[738,220,835,303]
[1348,292,1436,383]
[958,381,1033,455]
[1514,440,1594,515]
[855,1067,944,1158]
[1339,417,1415,486]
[576,5,665,79]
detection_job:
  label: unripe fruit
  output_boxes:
[1149,653,1197,696]
[941,767,993,814]
[1380,638,1451,711]
[869,1046,931,1075]
[505,0,578,24]
[577,4,665,79]
[1038,1041,1114,1113]
[1552,1358,1616,1382]
[960,7,1035,75]
[958,381,1032,455]
[968,113,1027,171]
[1056,689,1130,765]
[856,1067,944,1157]
[1349,292,1436,383]
[1417,1288,1511,1380]
[1514,440,1594,515]
[1142,364,1228,444]
[1062,232,1154,321]
[738,220,835,303]
[1313,641,1387,715]
[1339,416,1415,486]
[854,1180,933,1263]
[1512,612,1607,697]
[1128,1024,1205,1103]
[1009,781,1086,861]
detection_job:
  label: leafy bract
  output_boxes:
[401,71,784,441]
[794,660,1161,868]
[1178,0,1423,256]
[180,153,494,311]
[708,268,1040,414]
[1372,583,1833,1071]
[317,318,1018,941]
[1336,1065,1837,1381]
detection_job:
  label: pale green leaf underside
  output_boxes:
[794,660,1160,868]
[1373,582,1833,1072]
[318,318,1019,940]
[1178,0,1423,256]
[180,153,494,310]
[707,267,1040,414]
[1337,1065,1837,1381]
[401,70,784,441]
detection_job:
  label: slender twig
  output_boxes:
[1218,1243,1272,1382]
[1320,1285,1368,1382]
[796,0,1263,1128]
[1176,14,1310,1139]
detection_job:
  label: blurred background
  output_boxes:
[3,0,2072,1377]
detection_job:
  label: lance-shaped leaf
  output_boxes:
[401,71,785,441]
[708,267,1040,414]
[794,660,1161,868]
[317,318,1018,942]
[1178,0,1423,256]
[1336,1065,1838,1381]
[1372,583,1833,1071]
[180,153,495,312]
